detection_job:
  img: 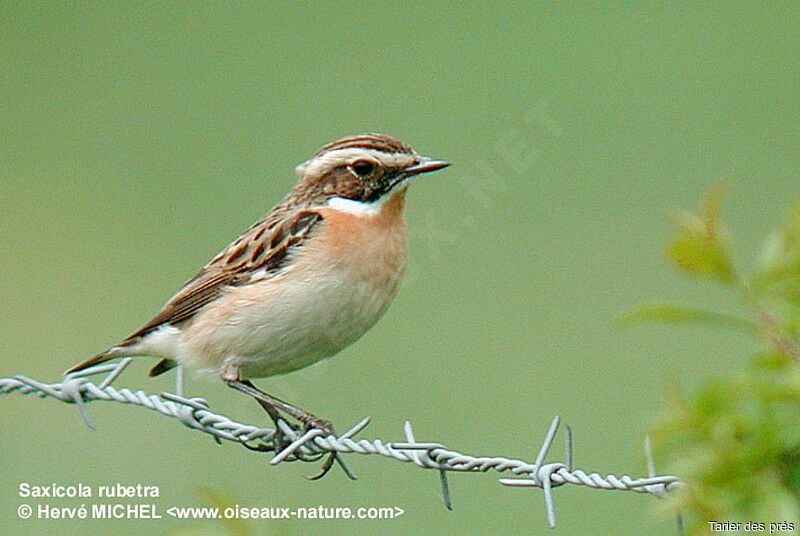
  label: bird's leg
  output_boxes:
[225,377,341,480]
[232,379,289,453]
[237,379,283,423]
[225,378,335,436]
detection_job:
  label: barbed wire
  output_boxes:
[0,358,682,528]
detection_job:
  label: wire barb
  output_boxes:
[0,362,683,529]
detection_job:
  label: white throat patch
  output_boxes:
[326,179,409,216]
[326,193,388,216]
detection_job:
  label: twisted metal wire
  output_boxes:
[0,359,682,528]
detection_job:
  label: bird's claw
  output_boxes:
[306,453,337,480]
[302,416,335,437]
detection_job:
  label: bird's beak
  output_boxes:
[404,156,451,175]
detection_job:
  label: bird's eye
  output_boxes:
[350,160,375,178]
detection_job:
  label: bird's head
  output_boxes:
[292,133,449,212]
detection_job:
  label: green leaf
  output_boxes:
[667,185,735,283]
[652,353,800,534]
[618,304,756,333]
[667,233,734,283]
[763,298,800,341]
[758,229,791,272]
[751,263,800,298]
[753,203,800,296]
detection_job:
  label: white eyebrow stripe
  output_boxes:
[295,147,416,177]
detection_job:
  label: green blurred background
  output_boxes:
[1,2,798,535]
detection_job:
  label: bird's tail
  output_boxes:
[148,358,177,377]
[64,343,136,375]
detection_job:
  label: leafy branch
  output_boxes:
[624,185,800,534]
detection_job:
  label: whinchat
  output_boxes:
[67,133,449,433]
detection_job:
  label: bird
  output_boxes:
[67,133,449,435]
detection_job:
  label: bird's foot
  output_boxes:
[296,414,339,480]
[299,414,335,437]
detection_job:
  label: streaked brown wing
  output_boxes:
[123,209,323,343]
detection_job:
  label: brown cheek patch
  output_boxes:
[327,167,365,200]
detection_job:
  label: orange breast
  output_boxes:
[314,187,409,291]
